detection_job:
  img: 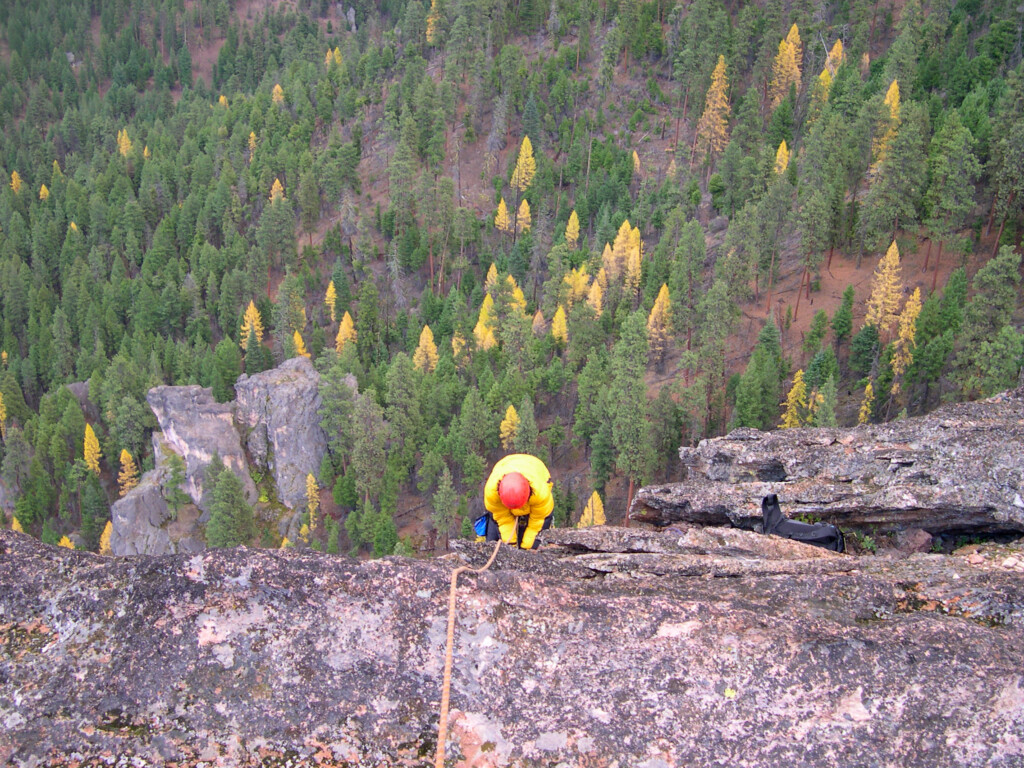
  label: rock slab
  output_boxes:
[632,387,1024,535]
[2,526,1024,767]
[234,356,328,510]
[146,384,257,515]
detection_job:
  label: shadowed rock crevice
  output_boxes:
[3,527,1023,767]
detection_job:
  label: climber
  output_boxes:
[475,454,554,549]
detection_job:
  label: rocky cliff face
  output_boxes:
[146,385,258,514]
[3,526,1023,767]
[234,356,328,511]
[632,387,1024,536]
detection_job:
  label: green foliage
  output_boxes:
[205,462,255,548]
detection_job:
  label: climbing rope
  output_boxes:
[435,539,501,768]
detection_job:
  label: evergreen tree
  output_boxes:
[432,466,458,550]
[610,310,650,512]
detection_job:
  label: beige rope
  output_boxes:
[435,540,501,768]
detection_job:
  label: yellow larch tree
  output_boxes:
[624,226,643,297]
[117,128,133,157]
[426,0,441,45]
[0,390,6,441]
[272,83,285,104]
[12,516,24,533]
[451,332,467,359]
[58,536,75,549]
[69,221,78,233]
[780,370,809,428]
[325,281,337,323]
[532,310,546,336]
[306,473,319,532]
[293,331,310,358]
[84,424,102,475]
[587,280,603,316]
[507,276,528,314]
[99,521,113,555]
[827,39,845,72]
[565,210,580,249]
[632,150,641,177]
[413,325,439,373]
[563,266,590,305]
[494,197,512,234]
[484,263,500,292]
[812,68,833,110]
[240,301,264,350]
[499,405,520,450]
[511,136,537,193]
[218,94,228,107]
[608,220,634,282]
[768,38,801,109]
[551,305,568,346]
[872,79,901,171]
[786,24,803,69]
[474,294,497,350]
[694,56,731,166]
[858,381,875,424]
[143,145,150,160]
[336,311,357,352]
[325,48,334,67]
[39,184,49,201]
[596,267,608,294]
[333,47,343,66]
[517,198,532,232]
[248,131,257,156]
[774,140,790,175]
[10,170,23,195]
[280,536,292,549]
[864,241,904,339]
[118,449,140,497]
[269,177,285,202]
[647,284,672,364]
[890,288,922,394]
[578,491,606,527]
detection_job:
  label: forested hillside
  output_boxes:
[0,0,1022,555]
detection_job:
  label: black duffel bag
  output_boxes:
[761,493,845,553]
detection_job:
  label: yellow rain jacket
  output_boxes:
[483,454,554,549]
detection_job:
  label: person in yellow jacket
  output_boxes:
[478,454,554,549]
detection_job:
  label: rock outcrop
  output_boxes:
[3,526,1024,767]
[234,356,328,510]
[109,435,205,557]
[146,384,257,515]
[632,387,1024,536]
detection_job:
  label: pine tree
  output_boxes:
[293,331,310,358]
[494,198,512,233]
[813,376,839,427]
[864,241,904,340]
[858,381,875,425]
[432,466,459,550]
[499,405,520,450]
[610,310,650,513]
[890,288,921,394]
[336,311,357,352]
[774,140,790,175]
[565,210,580,249]
[832,285,855,345]
[647,284,672,367]
[84,424,101,475]
[517,198,532,232]
[694,56,730,167]
[99,520,113,555]
[413,325,439,373]
[306,473,319,533]
[578,491,606,527]
[513,396,539,454]
[551,305,568,346]
[511,136,537,192]
[206,468,255,548]
[118,449,140,496]
[325,281,337,324]
[779,370,809,428]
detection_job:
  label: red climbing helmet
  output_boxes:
[498,472,530,509]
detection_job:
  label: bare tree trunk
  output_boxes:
[793,265,808,321]
[625,477,634,528]
[827,244,835,269]
[993,218,1007,257]
[764,247,778,314]
[931,239,943,293]
[986,194,998,236]
[923,238,932,271]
